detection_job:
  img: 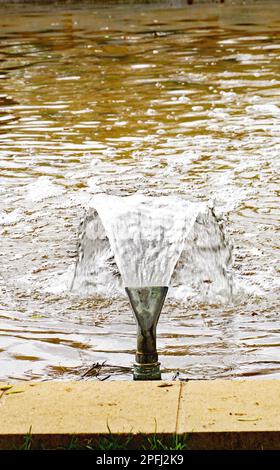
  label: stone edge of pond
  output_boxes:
[0,379,280,449]
[0,0,269,5]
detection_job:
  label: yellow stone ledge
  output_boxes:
[1,379,280,449]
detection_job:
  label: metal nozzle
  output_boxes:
[125,286,168,380]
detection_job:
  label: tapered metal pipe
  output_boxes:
[125,286,168,380]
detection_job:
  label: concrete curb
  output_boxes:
[1,379,280,449]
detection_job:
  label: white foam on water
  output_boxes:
[0,208,24,226]
[246,103,280,116]
[43,265,76,295]
[25,176,65,202]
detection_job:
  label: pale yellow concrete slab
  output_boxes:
[177,379,280,433]
[0,381,180,436]
[1,379,280,449]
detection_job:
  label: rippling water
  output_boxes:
[0,1,279,382]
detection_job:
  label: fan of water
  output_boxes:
[71,194,233,303]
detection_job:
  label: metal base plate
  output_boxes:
[133,362,161,380]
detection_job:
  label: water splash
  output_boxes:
[71,194,234,303]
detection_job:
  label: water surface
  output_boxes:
[0,2,279,381]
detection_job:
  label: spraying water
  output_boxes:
[71,194,233,303]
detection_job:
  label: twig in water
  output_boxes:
[81,360,107,378]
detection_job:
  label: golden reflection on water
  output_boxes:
[0,2,279,381]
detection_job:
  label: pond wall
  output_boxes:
[0,0,271,5]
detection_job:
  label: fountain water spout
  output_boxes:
[125,286,168,380]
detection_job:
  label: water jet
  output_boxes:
[71,194,233,380]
